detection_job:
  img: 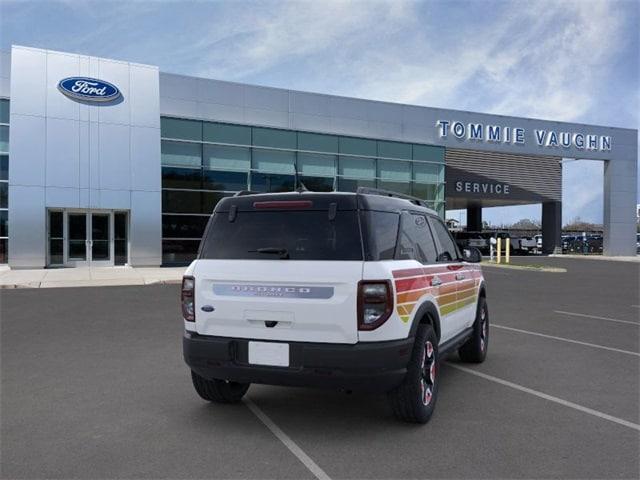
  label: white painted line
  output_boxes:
[448,364,640,432]
[244,397,331,480]
[554,310,640,326]
[492,324,640,357]
[631,305,640,309]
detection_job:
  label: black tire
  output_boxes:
[458,296,489,363]
[388,324,439,424]
[191,371,250,403]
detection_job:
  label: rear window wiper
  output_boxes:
[249,247,290,259]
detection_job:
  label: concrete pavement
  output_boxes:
[0,265,186,289]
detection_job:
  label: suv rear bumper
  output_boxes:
[183,331,414,393]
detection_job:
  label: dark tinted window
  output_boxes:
[251,173,295,193]
[298,176,334,192]
[201,210,362,260]
[0,210,8,237]
[362,211,399,261]
[0,155,7,181]
[202,170,247,191]
[429,217,459,262]
[162,239,200,264]
[162,167,201,189]
[162,215,209,238]
[396,212,437,264]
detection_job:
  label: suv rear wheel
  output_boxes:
[458,296,489,363]
[191,371,250,403]
[388,324,439,423]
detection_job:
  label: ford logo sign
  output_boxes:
[57,77,121,102]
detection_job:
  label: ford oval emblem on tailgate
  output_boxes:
[213,284,334,299]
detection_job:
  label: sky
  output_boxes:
[1,0,638,226]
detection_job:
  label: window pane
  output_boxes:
[162,190,201,214]
[49,239,63,265]
[161,141,201,167]
[161,117,201,141]
[202,170,247,191]
[378,141,411,160]
[252,149,295,174]
[378,181,411,195]
[0,126,8,153]
[0,182,7,208]
[250,173,295,193]
[200,211,362,261]
[162,239,200,265]
[396,212,437,263]
[48,211,63,238]
[297,153,336,177]
[202,192,233,214]
[339,137,376,156]
[362,211,399,261]
[0,155,7,180]
[338,156,375,179]
[162,214,209,238]
[0,238,6,263]
[162,167,202,189]
[337,178,376,192]
[413,144,445,163]
[0,210,7,237]
[203,122,251,145]
[114,213,127,240]
[298,132,338,153]
[378,160,411,181]
[203,145,250,171]
[252,127,296,149]
[413,163,443,183]
[429,217,459,261]
[298,176,334,192]
[412,182,439,201]
[0,99,9,124]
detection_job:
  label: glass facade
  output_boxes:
[0,99,8,264]
[160,117,445,265]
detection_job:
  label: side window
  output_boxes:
[396,212,437,264]
[362,211,400,261]
[429,217,459,262]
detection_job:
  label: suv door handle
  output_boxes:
[456,273,466,281]
[431,276,442,286]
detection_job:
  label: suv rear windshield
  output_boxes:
[199,210,363,260]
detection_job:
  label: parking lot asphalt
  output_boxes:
[1,257,639,479]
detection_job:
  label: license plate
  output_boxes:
[248,341,289,367]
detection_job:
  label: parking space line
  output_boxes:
[244,397,331,480]
[554,310,640,326]
[492,324,640,357]
[448,364,640,432]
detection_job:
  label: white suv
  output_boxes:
[182,189,488,423]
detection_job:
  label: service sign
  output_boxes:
[58,77,121,102]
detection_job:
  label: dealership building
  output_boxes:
[0,45,637,268]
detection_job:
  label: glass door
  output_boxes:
[90,213,112,266]
[67,213,89,266]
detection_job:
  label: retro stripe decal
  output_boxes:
[392,264,482,323]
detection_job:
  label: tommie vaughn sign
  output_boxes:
[58,77,121,102]
[436,120,612,152]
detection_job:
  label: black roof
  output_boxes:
[213,190,438,216]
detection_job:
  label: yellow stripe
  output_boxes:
[440,295,477,316]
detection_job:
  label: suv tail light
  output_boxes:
[181,276,195,322]
[357,280,393,330]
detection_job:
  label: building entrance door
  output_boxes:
[47,210,129,267]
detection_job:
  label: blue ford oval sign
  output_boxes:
[58,77,121,102]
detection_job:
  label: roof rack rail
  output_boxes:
[356,187,430,209]
[233,190,259,197]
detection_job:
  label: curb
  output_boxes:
[481,262,567,273]
[0,279,183,289]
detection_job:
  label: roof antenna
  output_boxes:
[296,181,308,193]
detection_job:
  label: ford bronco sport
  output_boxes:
[182,189,488,423]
